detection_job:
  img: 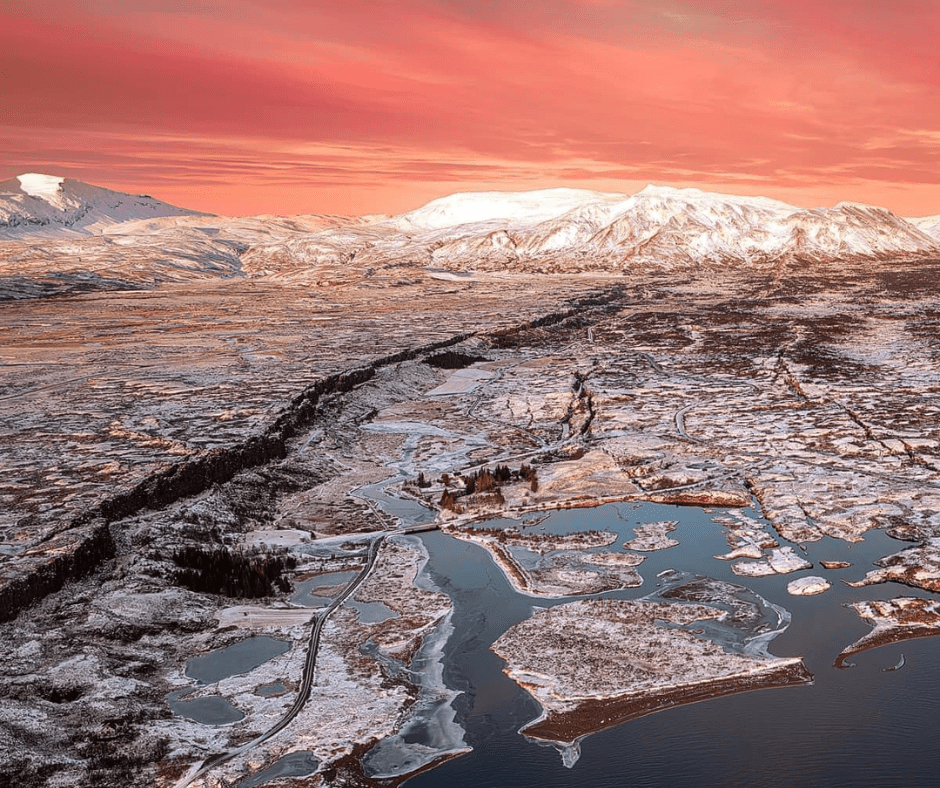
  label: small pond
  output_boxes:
[186,635,291,684]
[166,689,245,726]
[168,635,292,726]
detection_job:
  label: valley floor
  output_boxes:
[3,261,940,786]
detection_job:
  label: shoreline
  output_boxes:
[519,659,813,745]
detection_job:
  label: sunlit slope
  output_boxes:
[0,173,201,238]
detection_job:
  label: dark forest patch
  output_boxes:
[423,350,489,369]
[172,546,295,598]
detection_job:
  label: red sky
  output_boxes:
[2,0,939,217]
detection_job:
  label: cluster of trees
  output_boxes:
[172,545,296,598]
[423,350,489,369]
[463,465,511,494]
[439,488,460,511]
[439,487,505,512]
[518,463,538,491]
[438,462,538,511]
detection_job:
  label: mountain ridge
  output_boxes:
[377,184,940,273]
[0,173,203,238]
[1,175,939,299]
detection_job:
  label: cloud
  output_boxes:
[2,0,939,215]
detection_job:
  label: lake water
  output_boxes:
[166,689,246,725]
[403,502,940,788]
[185,635,291,684]
[289,571,357,607]
[168,635,292,726]
[236,750,319,787]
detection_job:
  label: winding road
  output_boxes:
[174,530,397,788]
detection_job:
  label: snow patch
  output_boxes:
[786,576,831,596]
[426,368,494,396]
[17,173,65,208]
[911,214,940,240]
[395,187,626,231]
[635,183,798,213]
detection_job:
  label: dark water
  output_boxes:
[405,503,940,788]
[289,571,357,607]
[255,682,286,697]
[347,597,399,624]
[236,750,319,787]
[185,635,291,684]
[168,635,292,726]
[166,689,245,725]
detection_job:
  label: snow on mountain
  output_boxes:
[0,175,236,299]
[0,174,201,238]
[392,187,628,232]
[0,229,247,300]
[16,174,68,208]
[911,215,940,241]
[192,184,940,286]
[0,188,378,300]
[392,185,940,273]
[1,177,938,299]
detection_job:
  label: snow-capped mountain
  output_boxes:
[0,174,201,237]
[391,187,628,233]
[190,184,940,287]
[912,214,940,241]
[384,185,940,272]
[1,177,938,300]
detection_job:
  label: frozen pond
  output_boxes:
[403,502,940,787]
[166,690,245,726]
[185,636,291,684]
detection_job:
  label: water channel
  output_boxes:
[399,502,940,788]
[172,464,940,786]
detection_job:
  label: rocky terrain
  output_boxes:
[2,177,940,786]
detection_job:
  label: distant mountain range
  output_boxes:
[912,214,940,240]
[0,173,200,237]
[1,174,938,298]
[386,185,940,271]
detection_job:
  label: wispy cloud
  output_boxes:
[2,0,939,215]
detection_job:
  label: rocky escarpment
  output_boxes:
[0,334,465,623]
[0,287,626,623]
